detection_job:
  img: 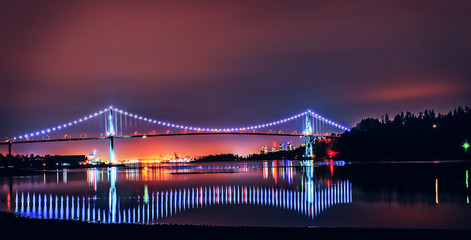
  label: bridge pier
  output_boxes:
[304,135,314,158]
[108,107,116,164]
[109,136,115,164]
[304,114,314,158]
[8,141,12,157]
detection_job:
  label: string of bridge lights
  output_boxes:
[15,110,108,140]
[110,107,350,133]
[14,106,350,140]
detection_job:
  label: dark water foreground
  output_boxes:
[1,211,469,240]
[1,160,471,234]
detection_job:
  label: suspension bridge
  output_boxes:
[1,106,350,161]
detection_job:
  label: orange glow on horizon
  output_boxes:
[4,135,303,161]
[360,77,464,102]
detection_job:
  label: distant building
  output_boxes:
[259,146,268,154]
[260,141,296,154]
[277,143,284,151]
[88,150,96,161]
[287,141,295,150]
[87,150,105,165]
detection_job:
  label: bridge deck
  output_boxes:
[1,132,338,145]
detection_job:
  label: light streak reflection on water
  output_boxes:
[8,160,351,225]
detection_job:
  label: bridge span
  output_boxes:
[2,106,349,160]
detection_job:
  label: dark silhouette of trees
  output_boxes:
[334,106,471,161]
[196,153,241,162]
[0,154,87,168]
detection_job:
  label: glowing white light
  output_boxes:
[16,106,348,141]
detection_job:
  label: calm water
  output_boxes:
[1,160,470,229]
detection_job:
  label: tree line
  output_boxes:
[334,106,471,161]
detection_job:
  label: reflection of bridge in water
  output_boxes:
[14,180,352,224]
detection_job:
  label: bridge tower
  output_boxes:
[8,141,12,158]
[108,107,116,164]
[304,112,315,158]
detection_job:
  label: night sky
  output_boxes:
[1,0,470,159]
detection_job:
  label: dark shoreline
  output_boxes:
[0,212,469,239]
[1,159,469,175]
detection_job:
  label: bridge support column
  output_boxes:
[304,114,314,158]
[8,142,12,158]
[109,136,115,164]
[304,135,314,158]
[108,107,116,164]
